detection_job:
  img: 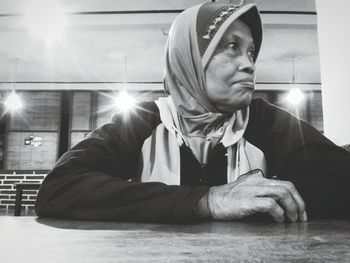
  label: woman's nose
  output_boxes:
[238,54,255,74]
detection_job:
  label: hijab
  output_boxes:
[140,2,267,184]
[162,2,262,164]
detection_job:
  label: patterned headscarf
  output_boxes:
[141,3,267,183]
[162,2,262,164]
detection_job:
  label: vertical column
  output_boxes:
[91,91,98,130]
[0,94,8,169]
[316,0,350,145]
[58,90,71,158]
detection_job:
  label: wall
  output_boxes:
[316,0,350,145]
[4,91,60,170]
[0,172,46,212]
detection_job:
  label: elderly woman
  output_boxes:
[35,2,350,223]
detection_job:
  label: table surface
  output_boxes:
[0,217,349,263]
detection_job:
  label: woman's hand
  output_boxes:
[198,170,307,222]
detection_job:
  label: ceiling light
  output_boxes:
[286,87,305,105]
[114,91,136,112]
[4,91,23,112]
[286,55,305,105]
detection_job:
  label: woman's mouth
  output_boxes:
[233,80,255,90]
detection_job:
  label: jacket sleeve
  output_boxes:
[35,102,209,224]
[247,99,350,219]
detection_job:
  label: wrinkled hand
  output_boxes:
[206,170,307,222]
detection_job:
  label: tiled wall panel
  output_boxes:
[5,132,58,170]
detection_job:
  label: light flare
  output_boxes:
[286,87,305,105]
[4,91,23,112]
[114,91,136,112]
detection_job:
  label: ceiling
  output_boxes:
[0,0,316,13]
[0,0,320,90]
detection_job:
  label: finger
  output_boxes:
[262,179,307,222]
[250,186,298,222]
[277,181,307,222]
[253,197,285,223]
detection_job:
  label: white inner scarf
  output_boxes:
[140,97,268,185]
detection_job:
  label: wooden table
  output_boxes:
[0,217,349,263]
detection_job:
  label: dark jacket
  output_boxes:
[35,99,350,223]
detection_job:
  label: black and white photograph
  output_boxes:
[0,0,349,262]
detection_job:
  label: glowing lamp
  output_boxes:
[4,91,23,112]
[114,91,136,112]
[286,87,305,105]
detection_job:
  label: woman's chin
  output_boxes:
[218,98,252,113]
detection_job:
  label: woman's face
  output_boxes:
[205,19,256,113]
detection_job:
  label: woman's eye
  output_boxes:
[248,50,254,59]
[228,42,238,50]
